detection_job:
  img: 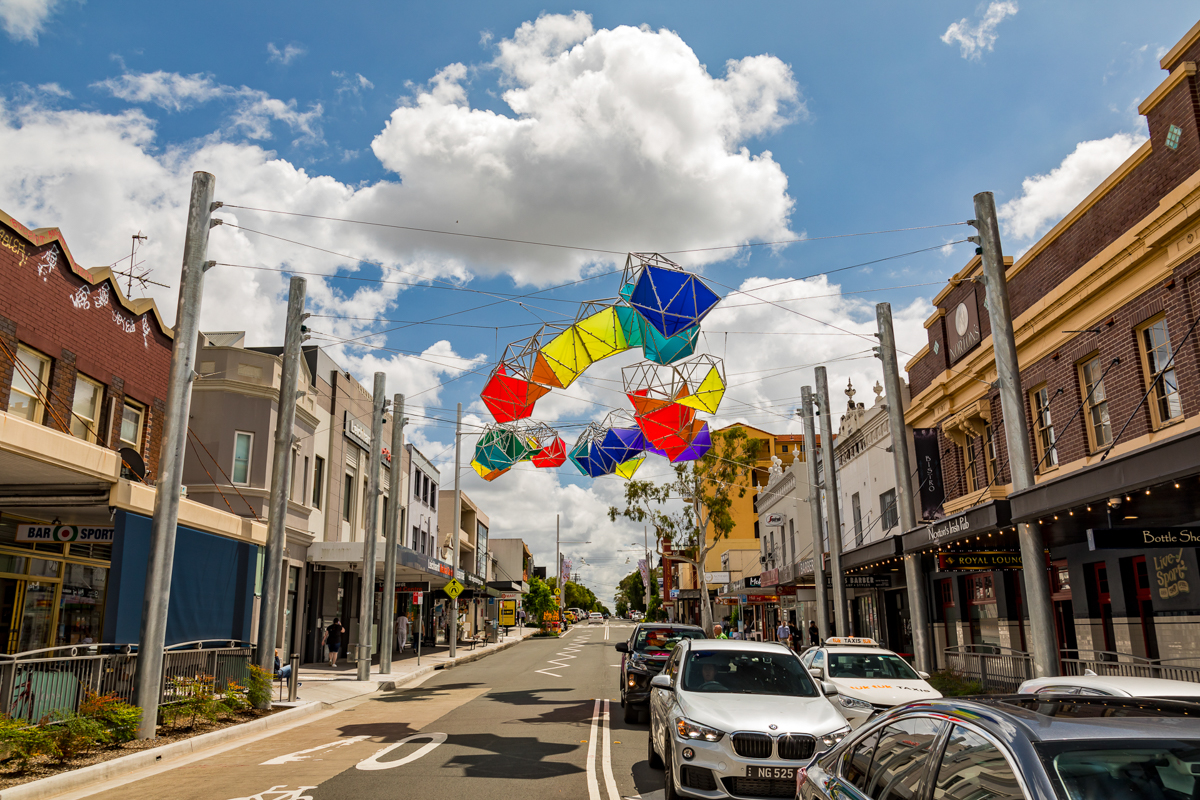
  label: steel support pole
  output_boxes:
[556,515,562,623]
[379,394,405,674]
[973,191,1058,677]
[134,172,215,739]
[356,372,385,681]
[255,277,307,701]
[876,303,932,673]
[644,526,651,610]
[815,367,849,637]
[449,403,462,658]
[799,387,830,642]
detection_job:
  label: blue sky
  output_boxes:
[1,0,1195,601]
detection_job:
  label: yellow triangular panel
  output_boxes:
[538,326,593,388]
[677,366,725,414]
[576,307,630,361]
[472,458,510,482]
[615,454,646,480]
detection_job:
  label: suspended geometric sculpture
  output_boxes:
[672,420,713,462]
[481,362,552,423]
[637,401,698,454]
[569,423,613,477]
[615,305,645,349]
[531,436,567,468]
[627,257,721,338]
[595,411,647,469]
[642,323,699,365]
[473,425,534,472]
[515,420,567,469]
[675,354,726,414]
[531,323,593,389]
[622,361,687,407]
[575,301,633,362]
[615,454,646,480]
[472,459,510,482]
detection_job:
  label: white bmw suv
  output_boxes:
[648,638,850,800]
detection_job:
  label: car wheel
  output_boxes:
[624,700,639,724]
[647,720,663,769]
[663,737,681,800]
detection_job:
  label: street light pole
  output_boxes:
[356,372,385,681]
[379,394,406,675]
[449,403,462,658]
[816,366,848,637]
[799,387,830,642]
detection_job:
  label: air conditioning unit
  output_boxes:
[759,555,766,564]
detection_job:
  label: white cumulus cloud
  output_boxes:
[0,0,68,43]
[267,42,306,65]
[941,1,1018,61]
[998,131,1147,242]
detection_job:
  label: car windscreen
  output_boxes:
[635,627,706,654]
[1037,740,1200,800]
[826,652,920,681]
[681,649,818,696]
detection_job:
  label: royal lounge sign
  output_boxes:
[1088,527,1200,550]
[937,551,1022,571]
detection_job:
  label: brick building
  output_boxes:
[904,19,1200,671]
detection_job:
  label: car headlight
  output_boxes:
[820,726,851,748]
[838,695,874,711]
[676,717,725,742]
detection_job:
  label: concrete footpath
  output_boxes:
[2,627,541,800]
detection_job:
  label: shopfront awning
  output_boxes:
[842,536,902,570]
[307,541,454,587]
[1010,427,1200,523]
[902,500,1010,553]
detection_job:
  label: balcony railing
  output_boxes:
[0,640,254,722]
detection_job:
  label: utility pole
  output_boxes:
[356,372,385,681]
[449,404,462,658]
[643,525,651,610]
[799,387,830,642]
[255,276,307,699]
[379,394,406,675]
[876,303,931,673]
[972,191,1058,677]
[134,172,216,739]
[556,515,561,623]
[815,367,848,637]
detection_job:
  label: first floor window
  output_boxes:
[232,432,252,485]
[343,472,355,522]
[70,374,104,442]
[880,489,898,531]
[1079,355,1112,451]
[962,438,978,494]
[312,455,325,508]
[120,400,144,449]
[1031,385,1058,471]
[1139,316,1183,427]
[9,345,50,423]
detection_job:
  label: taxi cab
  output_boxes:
[800,637,940,727]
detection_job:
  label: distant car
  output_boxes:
[799,695,1200,800]
[616,622,707,723]
[1018,673,1200,701]
[589,612,604,625]
[648,638,849,800]
[800,637,940,728]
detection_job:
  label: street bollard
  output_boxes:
[288,653,299,702]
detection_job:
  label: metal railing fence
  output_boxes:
[0,640,253,722]
[943,644,1035,693]
[1060,650,1200,683]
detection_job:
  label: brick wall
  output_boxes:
[0,216,173,480]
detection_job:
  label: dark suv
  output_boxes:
[799,695,1200,800]
[615,622,705,724]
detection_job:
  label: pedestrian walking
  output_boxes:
[713,624,729,639]
[322,617,345,667]
[809,620,820,647]
[776,618,791,646]
[396,613,409,654]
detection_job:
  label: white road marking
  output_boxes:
[227,787,317,800]
[586,699,602,800]
[356,732,448,771]
[605,625,610,641]
[260,736,370,765]
[601,700,619,800]
[536,636,589,677]
[622,792,665,800]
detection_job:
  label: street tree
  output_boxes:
[609,426,756,634]
[523,575,556,631]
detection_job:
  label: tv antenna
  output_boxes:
[110,232,168,296]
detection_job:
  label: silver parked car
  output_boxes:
[648,638,850,800]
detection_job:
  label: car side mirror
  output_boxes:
[918,671,930,680]
[809,667,823,679]
[650,674,673,691]
[615,642,628,653]
[821,681,839,696]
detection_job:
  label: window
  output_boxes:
[851,493,863,547]
[934,725,1021,800]
[302,456,309,506]
[1079,355,1112,451]
[8,345,50,422]
[867,718,946,800]
[962,438,978,493]
[413,468,423,502]
[1138,317,1183,427]
[880,489,898,532]
[232,432,252,485]
[119,400,144,449]
[430,483,437,511]
[843,728,881,792]
[289,450,298,500]
[782,444,788,453]
[1030,385,1058,472]
[312,456,324,508]
[343,472,355,522]
[983,424,998,484]
[70,375,103,442]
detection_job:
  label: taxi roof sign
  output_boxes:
[824,637,878,647]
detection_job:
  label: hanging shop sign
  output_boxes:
[825,575,893,588]
[378,581,430,592]
[937,551,1022,571]
[913,428,946,521]
[760,568,779,586]
[745,594,779,603]
[703,571,731,584]
[499,591,521,600]
[344,411,391,464]
[763,513,785,527]
[947,287,982,365]
[1088,527,1200,549]
[745,576,761,588]
[413,591,423,605]
[16,524,114,543]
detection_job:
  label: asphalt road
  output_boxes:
[84,621,664,800]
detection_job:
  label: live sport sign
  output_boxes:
[17,525,114,543]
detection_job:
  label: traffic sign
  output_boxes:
[413,591,423,604]
[444,579,464,599]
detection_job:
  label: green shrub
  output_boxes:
[42,711,110,763]
[220,681,251,718]
[245,664,273,710]
[928,670,986,696]
[79,691,142,742]
[167,675,223,728]
[0,716,49,770]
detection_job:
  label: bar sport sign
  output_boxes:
[16,524,114,543]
